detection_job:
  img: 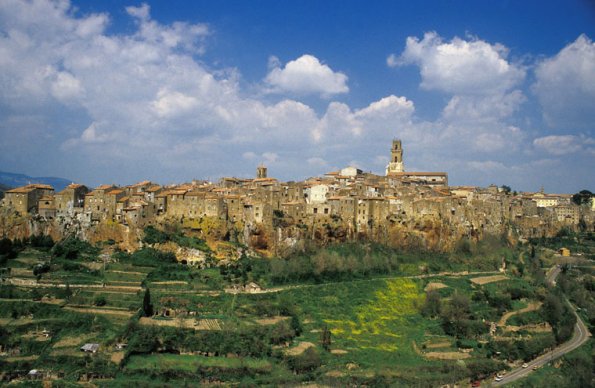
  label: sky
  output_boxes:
[0,0,594,193]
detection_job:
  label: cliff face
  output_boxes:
[0,201,592,256]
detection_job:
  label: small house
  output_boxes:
[80,343,99,353]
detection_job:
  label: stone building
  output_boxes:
[84,185,126,221]
[37,195,56,219]
[55,184,88,215]
[3,184,54,214]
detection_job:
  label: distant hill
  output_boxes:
[0,171,74,192]
[0,183,11,200]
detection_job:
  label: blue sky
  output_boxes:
[0,0,594,192]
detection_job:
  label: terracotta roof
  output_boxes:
[185,191,205,197]
[253,177,277,182]
[7,184,54,193]
[118,196,130,203]
[6,186,35,194]
[130,180,151,187]
[109,189,125,195]
[388,172,448,177]
[146,185,161,192]
[95,184,115,190]
[29,184,54,190]
[166,189,188,196]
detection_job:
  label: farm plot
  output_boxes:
[138,317,222,330]
[125,353,272,373]
[470,275,508,285]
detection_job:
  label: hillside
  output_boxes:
[0,183,11,199]
[0,170,73,192]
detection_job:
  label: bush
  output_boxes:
[52,237,98,260]
[142,226,211,252]
[29,234,54,249]
[286,347,321,373]
[120,248,177,267]
[142,226,169,245]
[94,295,107,306]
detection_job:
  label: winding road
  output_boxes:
[492,265,591,386]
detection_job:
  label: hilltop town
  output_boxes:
[1,139,593,256]
[0,139,594,387]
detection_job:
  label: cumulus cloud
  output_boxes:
[265,54,349,96]
[533,34,595,129]
[0,1,591,191]
[388,32,530,160]
[390,32,525,95]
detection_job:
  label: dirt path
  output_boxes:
[63,306,135,317]
[224,270,501,294]
[497,302,542,327]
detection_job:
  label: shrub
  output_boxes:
[287,347,321,373]
[52,237,98,260]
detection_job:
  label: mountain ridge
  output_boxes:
[0,170,73,192]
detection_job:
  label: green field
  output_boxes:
[0,233,592,386]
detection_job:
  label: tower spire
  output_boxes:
[386,138,404,175]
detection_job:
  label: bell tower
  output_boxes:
[256,164,267,179]
[386,139,404,174]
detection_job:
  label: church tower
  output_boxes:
[386,139,404,175]
[256,164,268,179]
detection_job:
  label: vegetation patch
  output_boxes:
[125,353,272,373]
[323,278,424,352]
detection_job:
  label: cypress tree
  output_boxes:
[143,288,153,317]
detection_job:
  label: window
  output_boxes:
[324,208,329,214]
[313,208,318,214]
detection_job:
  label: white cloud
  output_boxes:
[265,54,348,96]
[391,32,525,95]
[307,157,328,168]
[442,91,525,123]
[533,135,583,156]
[533,34,595,129]
[152,89,198,118]
[51,71,84,102]
[0,2,591,192]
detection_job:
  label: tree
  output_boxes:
[542,293,563,327]
[290,314,302,337]
[320,325,331,351]
[440,291,471,338]
[500,185,512,194]
[64,282,72,300]
[421,290,442,318]
[143,288,154,317]
[572,190,593,206]
[287,347,321,373]
[94,295,107,306]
